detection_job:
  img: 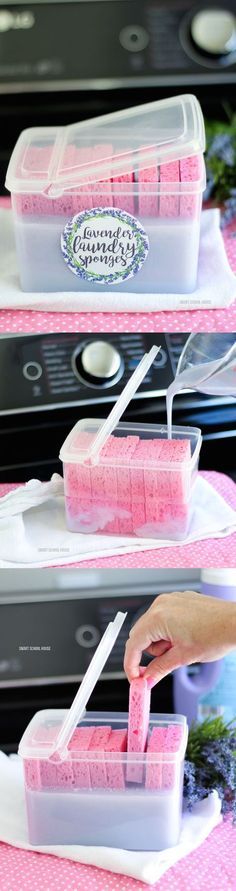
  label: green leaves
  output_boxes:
[187,715,234,764]
[205,118,236,204]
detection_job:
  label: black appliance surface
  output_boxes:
[1,1,236,192]
[0,570,200,751]
[0,332,235,481]
[1,0,236,93]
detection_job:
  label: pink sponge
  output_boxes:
[88,726,112,788]
[52,144,75,216]
[105,729,127,789]
[156,500,188,530]
[145,727,167,790]
[159,161,180,218]
[89,436,119,533]
[145,498,160,525]
[24,759,41,791]
[127,677,151,783]
[15,145,54,216]
[143,438,191,502]
[63,431,94,497]
[16,143,54,214]
[131,501,146,532]
[90,436,118,503]
[64,463,78,495]
[34,724,59,744]
[71,147,94,214]
[138,149,159,217]
[101,435,139,534]
[115,435,140,499]
[91,143,113,208]
[117,502,133,535]
[22,144,53,175]
[145,723,183,790]
[40,758,58,789]
[133,437,191,504]
[37,725,62,789]
[51,144,94,215]
[115,435,140,534]
[180,155,202,217]
[162,724,183,790]
[134,440,163,502]
[55,759,74,789]
[74,431,95,450]
[68,726,95,788]
[170,503,188,527]
[130,440,146,502]
[155,439,191,502]
[112,151,135,215]
[168,440,191,501]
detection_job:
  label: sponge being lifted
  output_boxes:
[127,676,151,783]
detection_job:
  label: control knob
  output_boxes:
[191,9,236,55]
[73,340,123,387]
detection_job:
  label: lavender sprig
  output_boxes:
[221,192,236,228]
[184,717,236,822]
[207,133,235,167]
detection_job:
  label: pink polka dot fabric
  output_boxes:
[0,472,235,569]
[0,815,235,891]
[0,198,235,333]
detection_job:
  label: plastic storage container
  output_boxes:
[19,611,188,850]
[19,709,187,849]
[5,94,206,295]
[59,418,202,539]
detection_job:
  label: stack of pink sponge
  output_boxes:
[145,727,167,790]
[105,729,128,789]
[64,432,191,535]
[146,724,183,790]
[24,724,128,792]
[88,726,111,788]
[23,713,184,793]
[15,141,202,219]
[68,726,95,787]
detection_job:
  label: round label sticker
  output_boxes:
[61,206,149,285]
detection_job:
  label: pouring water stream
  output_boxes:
[166,334,236,439]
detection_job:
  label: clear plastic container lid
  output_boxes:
[53,611,127,755]
[6,94,205,195]
[19,710,188,761]
[19,612,127,758]
[86,345,160,463]
[59,419,202,468]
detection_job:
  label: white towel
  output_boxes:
[0,208,235,311]
[0,752,222,885]
[0,474,235,567]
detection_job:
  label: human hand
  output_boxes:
[124,590,236,686]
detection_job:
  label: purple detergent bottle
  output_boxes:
[173,570,236,725]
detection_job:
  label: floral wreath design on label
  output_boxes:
[61,206,149,285]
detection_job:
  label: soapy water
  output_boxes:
[167,335,236,439]
[14,215,200,294]
[65,496,191,540]
[26,784,182,849]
